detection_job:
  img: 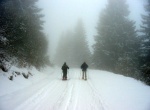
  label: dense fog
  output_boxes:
[1,0,150,85]
[37,0,145,58]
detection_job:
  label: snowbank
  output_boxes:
[0,66,54,96]
[0,68,150,110]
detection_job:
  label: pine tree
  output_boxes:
[72,19,91,67]
[54,30,75,66]
[93,0,139,76]
[0,0,49,68]
[0,0,23,66]
[140,0,150,85]
[54,19,91,67]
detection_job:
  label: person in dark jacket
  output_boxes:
[81,62,88,80]
[61,62,69,80]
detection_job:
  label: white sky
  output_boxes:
[37,0,145,58]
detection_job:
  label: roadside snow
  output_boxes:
[0,67,150,110]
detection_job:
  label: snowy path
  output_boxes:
[0,68,150,110]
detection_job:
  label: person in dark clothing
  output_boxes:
[81,62,88,80]
[61,62,69,80]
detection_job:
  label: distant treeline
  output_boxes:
[54,19,91,67]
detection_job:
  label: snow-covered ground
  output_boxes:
[0,67,150,110]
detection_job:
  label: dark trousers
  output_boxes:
[63,71,67,79]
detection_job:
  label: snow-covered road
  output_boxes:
[0,68,150,110]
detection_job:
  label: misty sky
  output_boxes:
[37,0,145,58]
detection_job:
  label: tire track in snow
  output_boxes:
[67,70,96,110]
[14,79,60,110]
[17,69,81,110]
[87,80,110,110]
[51,81,70,110]
[72,69,108,110]
[70,70,102,110]
[66,70,81,110]
[32,69,74,110]
[59,83,74,110]
[75,80,94,110]
[30,70,75,110]
[0,74,57,110]
[11,69,109,110]
[64,81,79,110]
[52,70,79,110]
[34,80,69,110]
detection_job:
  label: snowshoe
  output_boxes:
[62,77,67,80]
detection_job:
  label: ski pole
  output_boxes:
[87,69,88,80]
[80,70,81,79]
[61,71,63,79]
[87,69,89,80]
[80,70,82,79]
[68,70,69,80]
